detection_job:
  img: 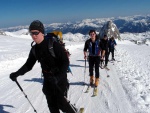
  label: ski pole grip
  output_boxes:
[15,80,23,92]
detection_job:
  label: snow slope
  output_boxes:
[115,40,150,112]
[0,31,150,113]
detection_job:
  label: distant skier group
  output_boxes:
[83,30,117,95]
[9,20,117,113]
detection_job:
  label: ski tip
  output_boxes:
[91,94,97,97]
[104,67,110,71]
[92,87,98,97]
[85,90,89,93]
[79,108,84,113]
[84,86,91,93]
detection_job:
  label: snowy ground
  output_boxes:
[0,31,150,113]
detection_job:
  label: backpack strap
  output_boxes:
[31,41,37,59]
[30,37,57,59]
[48,37,56,58]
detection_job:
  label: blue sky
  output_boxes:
[0,0,150,28]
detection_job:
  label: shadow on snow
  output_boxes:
[0,104,14,113]
[76,60,85,62]
[69,64,84,67]
[24,78,43,84]
[69,82,88,86]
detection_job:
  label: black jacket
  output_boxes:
[100,39,109,52]
[16,38,69,78]
[83,38,105,53]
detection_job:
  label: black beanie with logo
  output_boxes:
[29,20,44,34]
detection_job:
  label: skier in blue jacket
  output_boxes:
[83,30,105,87]
[108,36,117,61]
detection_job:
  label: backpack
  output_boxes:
[51,31,63,42]
[87,39,101,56]
[46,31,71,58]
[31,31,71,73]
[108,39,116,49]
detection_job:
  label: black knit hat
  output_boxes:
[29,20,44,34]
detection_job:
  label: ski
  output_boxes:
[107,75,110,77]
[62,107,84,113]
[100,65,110,71]
[85,86,99,97]
[92,87,98,96]
[99,65,104,69]
[104,67,110,77]
[99,60,105,69]
[111,59,115,61]
[85,86,91,93]
[78,108,84,113]
[110,61,115,65]
[104,67,110,71]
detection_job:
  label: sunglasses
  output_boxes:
[30,31,40,35]
[90,33,95,36]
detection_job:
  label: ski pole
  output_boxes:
[83,59,86,85]
[15,80,37,113]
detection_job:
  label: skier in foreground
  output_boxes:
[83,30,105,95]
[9,20,82,113]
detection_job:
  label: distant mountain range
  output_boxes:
[1,15,150,35]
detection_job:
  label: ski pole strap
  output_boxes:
[15,80,23,92]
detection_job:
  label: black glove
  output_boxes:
[10,72,19,81]
[48,76,58,85]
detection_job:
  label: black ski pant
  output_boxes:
[45,93,77,113]
[104,51,109,66]
[108,48,115,59]
[89,56,100,78]
[42,74,77,113]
